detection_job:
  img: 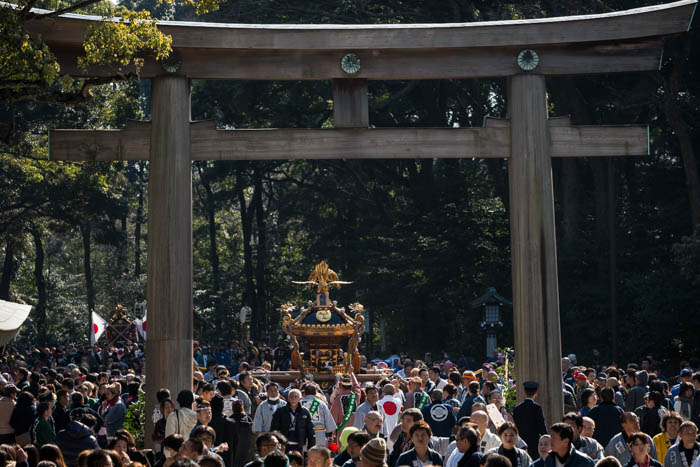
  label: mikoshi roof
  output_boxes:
[0,300,31,346]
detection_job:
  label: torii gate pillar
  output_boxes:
[508,73,564,428]
[145,75,194,439]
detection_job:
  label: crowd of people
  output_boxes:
[0,341,699,467]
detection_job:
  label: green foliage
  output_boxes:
[495,348,516,413]
[672,228,700,287]
[0,7,60,87]
[124,391,145,447]
[79,7,171,73]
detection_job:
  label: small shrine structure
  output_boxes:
[106,304,137,345]
[281,261,365,375]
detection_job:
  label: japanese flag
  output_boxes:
[91,312,108,345]
[377,395,402,434]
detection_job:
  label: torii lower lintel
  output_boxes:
[49,118,648,161]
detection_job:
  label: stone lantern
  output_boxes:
[240,305,252,339]
[471,287,511,358]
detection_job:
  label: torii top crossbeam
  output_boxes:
[28,0,696,80]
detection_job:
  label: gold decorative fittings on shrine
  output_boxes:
[282,261,364,376]
[160,53,183,73]
[517,49,539,71]
[316,309,332,322]
[340,53,361,74]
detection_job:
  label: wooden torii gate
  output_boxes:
[34,0,695,433]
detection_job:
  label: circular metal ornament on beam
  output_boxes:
[160,53,183,73]
[340,53,361,74]
[517,49,539,71]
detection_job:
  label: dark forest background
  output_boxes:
[2,0,700,370]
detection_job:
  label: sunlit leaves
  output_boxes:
[79,6,171,73]
[0,7,60,87]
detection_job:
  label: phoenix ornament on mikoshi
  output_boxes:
[292,260,352,306]
[292,260,352,292]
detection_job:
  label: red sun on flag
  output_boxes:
[93,323,99,334]
[383,400,398,415]
[142,321,146,332]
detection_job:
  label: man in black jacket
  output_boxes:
[513,382,548,460]
[209,395,237,467]
[588,387,623,447]
[690,372,700,427]
[270,388,315,453]
[53,390,72,433]
[56,415,99,467]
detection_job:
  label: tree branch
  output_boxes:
[0,102,16,145]
[19,0,39,19]
[27,0,105,19]
[0,80,44,90]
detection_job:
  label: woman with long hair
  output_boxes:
[39,444,67,467]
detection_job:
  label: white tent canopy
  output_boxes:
[0,300,31,346]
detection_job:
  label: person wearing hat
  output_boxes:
[333,426,359,466]
[513,381,547,460]
[671,370,693,404]
[574,371,594,409]
[330,371,361,436]
[459,372,476,403]
[361,437,388,467]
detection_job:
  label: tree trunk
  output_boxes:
[608,159,618,362]
[237,173,257,338]
[198,164,222,330]
[548,77,591,250]
[662,39,700,228]
[118,215,127,275]
[0,239,16,300]
[591,158,609,277]
[80,222,96,312]
[134,164,145,278]
[253,165,267,340]
[560,158,580,249]
[30,226,48,343]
